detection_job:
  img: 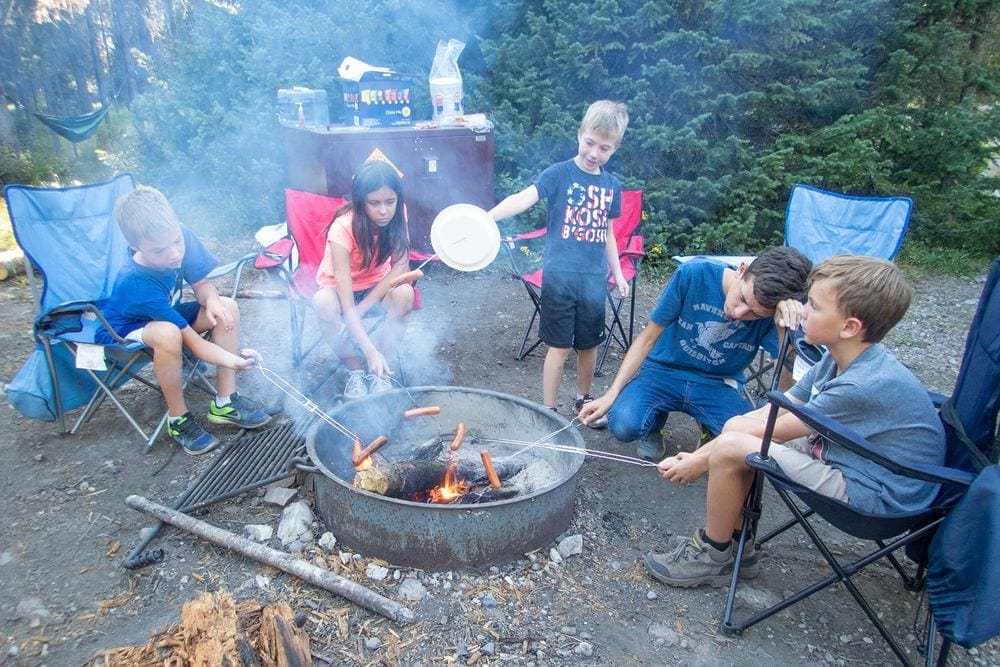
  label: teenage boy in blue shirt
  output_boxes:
[645,255,946,587]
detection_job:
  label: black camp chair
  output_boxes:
[721,257,1000,666]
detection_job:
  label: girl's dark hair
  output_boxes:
[332,161,408,269]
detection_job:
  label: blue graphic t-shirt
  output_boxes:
[97,226,219,341]
[534,159,621,275]
[646,260,775,382]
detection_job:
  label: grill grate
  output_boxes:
[178,417,311,512]
[123,417,312,567]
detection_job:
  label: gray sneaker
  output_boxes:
[663,533,760,578]
[644,532,737,588]
[636,430,665,461]
[344,370,368,399]
[369,374,393,394]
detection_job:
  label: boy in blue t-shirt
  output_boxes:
[579,247,812,457]
[490,100,630,425]
[644,255,946,588]
[99,186,269,455]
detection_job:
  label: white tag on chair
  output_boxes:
[75,343,107,371]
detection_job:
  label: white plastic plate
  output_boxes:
[430,203,501,271]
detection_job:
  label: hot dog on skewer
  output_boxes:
[404,406,441,418]
[352,435,389,466]
[389,269,423,288]
[449,423,467,452]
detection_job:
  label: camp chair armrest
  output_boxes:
[253,237,295,270]
[764,390,973,486]
[34,301,130,345]
[502,227,547,246]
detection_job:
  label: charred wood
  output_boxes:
[353,459,525,497]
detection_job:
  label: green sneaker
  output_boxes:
[206,393,271,429]
[644,532,737,588]
[168,412,220,456]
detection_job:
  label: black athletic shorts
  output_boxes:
[539,270,607,351]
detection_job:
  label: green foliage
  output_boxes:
[478,0,1000,261]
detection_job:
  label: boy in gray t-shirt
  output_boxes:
[644,255,946,588]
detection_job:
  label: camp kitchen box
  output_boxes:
[277,87,329,128]
[282,125,494,254]
[340,72,415,128]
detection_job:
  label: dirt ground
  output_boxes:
[0,259,996,666]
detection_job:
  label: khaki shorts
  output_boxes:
[768,436,849,502]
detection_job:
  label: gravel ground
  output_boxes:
[0,260,996,666]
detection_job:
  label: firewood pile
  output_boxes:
[83,590,310,666]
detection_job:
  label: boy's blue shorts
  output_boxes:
[539,271,606,351]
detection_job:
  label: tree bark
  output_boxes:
[124,495,416,625]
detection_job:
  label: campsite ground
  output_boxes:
[0,257,997,666]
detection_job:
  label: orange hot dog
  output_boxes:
[480,450,501,489]
[389,269,423,288]
[404,406,441,418]
[449,423,467,452]
[352,435,389,466]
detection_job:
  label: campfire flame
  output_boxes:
[353,439,373,471]
[428,462,469,503]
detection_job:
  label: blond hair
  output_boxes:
[809,255,912,343]
[579,100,629,146]
[114,185,181,247]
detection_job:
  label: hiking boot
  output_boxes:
[168,412,220,456]
[206,393,271,429]
[369,374,394,394]
[643,532,737,588]
[636,430,665,461]
[575,394,608,429]
[663,533,760,578]
[344,370,368,399]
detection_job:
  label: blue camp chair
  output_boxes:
[674,184,914,400]
[4,174,253,450]
[721,257,1000,666]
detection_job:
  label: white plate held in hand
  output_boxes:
[430,203,501,272]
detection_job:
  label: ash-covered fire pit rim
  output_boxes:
[304,385,585,509]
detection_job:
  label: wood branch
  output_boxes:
[352,459,525,497]
[0,250,25,281]
[124,495,415,625]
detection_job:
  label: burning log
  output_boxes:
[453,486,520,504]
[353,459,525,497]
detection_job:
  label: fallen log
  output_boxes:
[124,495,415,625]
[353,459,525,497]
[0,250,25,281]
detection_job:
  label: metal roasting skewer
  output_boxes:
[255,363,360,442]
[414,235,470,272]
[254,363,655,468]
[487,437,659,468]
